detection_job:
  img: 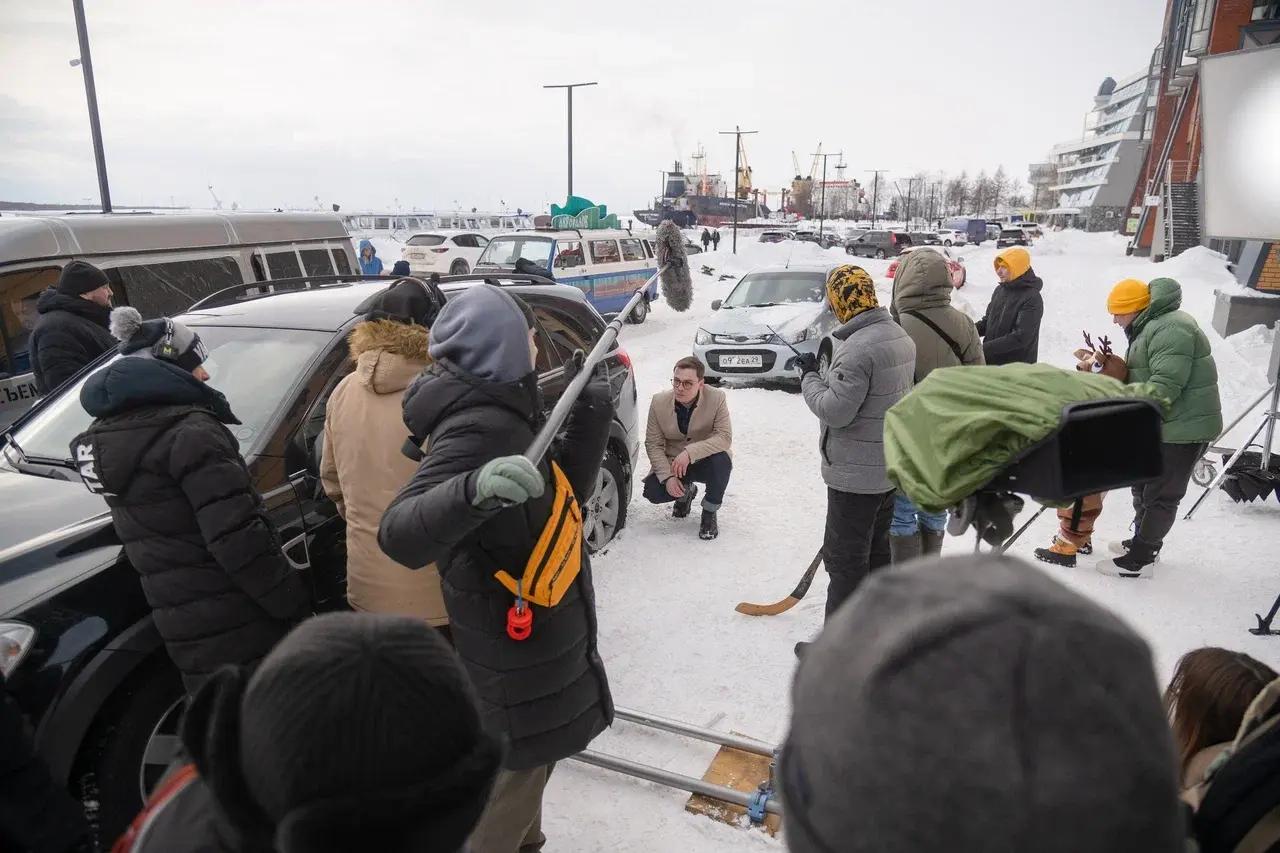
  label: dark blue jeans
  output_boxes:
[642,451,732,512]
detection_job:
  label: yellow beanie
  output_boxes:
[994,247,1031,280]
[1107,278,1151,314]
[826,265,878,323]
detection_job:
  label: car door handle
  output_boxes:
[281,532,310,571]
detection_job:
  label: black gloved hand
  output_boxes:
[794,352,819,376]
[563,349,586,384]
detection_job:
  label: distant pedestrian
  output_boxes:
[889,248,984,563]
[28,261,117,394]
[320,280,448,635]
[711,230,721,250]
[1102,277,1222,578]
[796,266,914,626]
[114,613,503,853]
[72,308,310,693]
[358,239,384,275]
[701,228,712,251]
[976,246,1044,365]
[781,554,1186,853]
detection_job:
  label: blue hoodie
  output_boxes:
[358,239,383,275]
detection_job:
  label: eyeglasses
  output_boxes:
[671,378,700,390]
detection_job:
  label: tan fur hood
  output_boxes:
[348,319,430,395]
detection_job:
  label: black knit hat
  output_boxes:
[391,259,412,276]
[181,613,502,853]
[353,278,442,327]
[56,260,110,296]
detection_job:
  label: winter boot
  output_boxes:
[699,510,719,540]
[1108,538,1159,562]
[921,529,945,557]
[672,483,698,519]
[1078,540,1093,556]
[1099,541,1157,579]
[890,534,923,565]
[1034,537,1078,568]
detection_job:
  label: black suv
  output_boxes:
[997,227,1030,248]
[845,230,913,259]
[0,274,639,846]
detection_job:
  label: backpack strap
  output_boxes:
[111,763,199,853]
[902,310,967,377]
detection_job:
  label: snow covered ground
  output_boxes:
[368,230,1279,850]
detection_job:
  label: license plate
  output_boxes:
[719,354,762,368]
[409,252,425,259]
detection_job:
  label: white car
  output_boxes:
[401,231,489,276]
[935,229,968,247]
[1013,222,1043,239]
[693,263,840,383]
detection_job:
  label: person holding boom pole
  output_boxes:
[378,223,692,852]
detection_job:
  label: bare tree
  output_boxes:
[946,171,971,216]
[989,166,1009,217]
[971,170,992,217]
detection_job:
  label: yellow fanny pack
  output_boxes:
[494,461,583,609]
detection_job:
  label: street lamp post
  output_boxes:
[543,82,597,200]
[718,125,759,254]
[71,0,111,213]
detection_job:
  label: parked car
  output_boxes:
[886,245,968,288]
[759,230,794,244]
[845,230,913,259]
[400,231,489,276]
[1013,222,1043,239]
[943,217,989,245]
[819,233,843,249]
[693,263,840,383]
[986,223,1003,242]
[997,227,1031,248]
[935,229,969,247]
[0,272,640,849]
[909,232,942,246]
[475,228,660,322]
[0,212,357,429]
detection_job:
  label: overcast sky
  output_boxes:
[1,0,1164,215]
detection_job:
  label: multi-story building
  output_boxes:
[1044,72,1154,231]
[1027,162,1057,214]
[1125,0,1280,333]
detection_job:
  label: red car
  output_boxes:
[886,245,967,288]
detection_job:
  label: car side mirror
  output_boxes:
[711,300,722,311]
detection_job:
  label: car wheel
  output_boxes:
[586,448,628,553]
[628,296,650,324]
[74,656,186,848]
[875,249,886,259]
[704,376,722,386]
[450,260,470,275]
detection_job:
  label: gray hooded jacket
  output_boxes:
[890,250,984,380]
[801,307,915,494]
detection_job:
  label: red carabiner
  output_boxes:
[507,601,533,641]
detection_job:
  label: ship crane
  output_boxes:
[207,185,223,210]
[792,151,803,181]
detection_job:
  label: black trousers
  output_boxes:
[1131,441,1207,551]
[642,451,733,511]
[823,488,895,621]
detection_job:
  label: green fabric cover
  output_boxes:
[885,364,1165,512]
[1123,277,1223,444]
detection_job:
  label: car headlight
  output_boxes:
[773,327,810,345]
[694,329,712,345]
[0,622,36,678]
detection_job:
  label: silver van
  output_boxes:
[0,212,356,427]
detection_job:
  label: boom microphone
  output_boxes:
[655,220,693,312]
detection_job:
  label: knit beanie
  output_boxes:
[1108,278,1152,315]
[994,246,1032,280]
[826,265,879,323]
[353,277,441,327]
[428,283,537,382]
[780,554,1184,853]
[109,306,207,372]
[391,259,412,276]
[56,260,110,296]
[181,613,502,853]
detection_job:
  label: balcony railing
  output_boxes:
[1166,159,1195,183]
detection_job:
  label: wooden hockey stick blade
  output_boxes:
[735,551,823,616]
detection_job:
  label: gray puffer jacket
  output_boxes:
[802,307,915,494]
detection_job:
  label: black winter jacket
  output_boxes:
[29,288,117,394]
[975,270,1045,365]
[379,359,614,770]
[71,358,309,692]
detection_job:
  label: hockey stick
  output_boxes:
[735,550,823,616]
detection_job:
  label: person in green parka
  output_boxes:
[1103,277,1222,578]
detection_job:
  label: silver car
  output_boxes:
[693,263,840,383]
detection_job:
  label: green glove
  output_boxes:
[472,455,545,508]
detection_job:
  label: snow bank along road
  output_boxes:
[377,232,1279,852]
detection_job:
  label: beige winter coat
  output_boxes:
[320,320,447,626]
[645,385,732,482]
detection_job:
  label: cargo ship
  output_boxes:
[634,144,769,227]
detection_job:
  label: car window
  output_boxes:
[475,235,489,247]
[12,326,332,462]
[0,266,59,379]
[300,248,335,277]
[477,236,553,270]
[619,238,645,262]
[331,247,353,276]
[554,241,585,269]
[589,240,621,264]
[108,256,245,319]
[722,272,826,308]
[266,250,302,280]
[642,239,655,258]
[407,234,446,247]
[528,299,603,362]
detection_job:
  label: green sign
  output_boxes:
[550,195,620,230]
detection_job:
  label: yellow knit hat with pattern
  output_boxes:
[1107,279,1151,314]
[826,265,878,323]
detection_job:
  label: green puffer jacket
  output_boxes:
[1125,277,1222,444]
